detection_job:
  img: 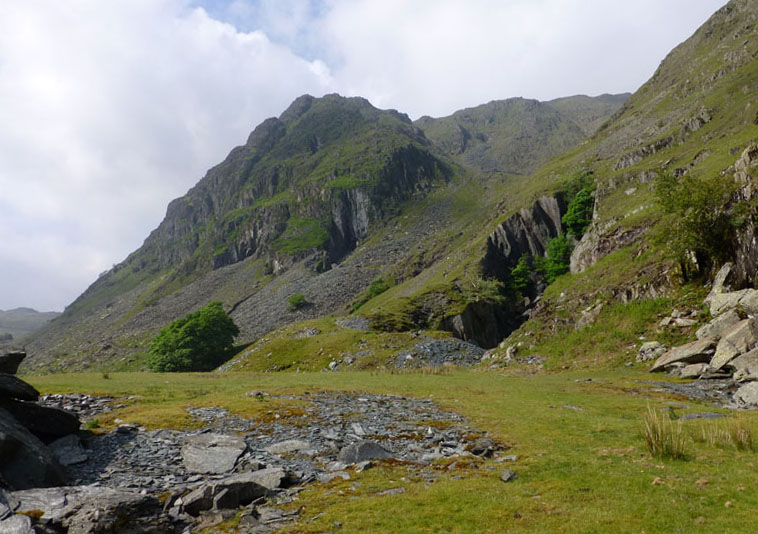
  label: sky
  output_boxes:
[0,0,726,312]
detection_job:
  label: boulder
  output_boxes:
[0,376,39,402]
[11,485,171,533]
[181,469,290,516]
[0,400,80,443]
[732,382,758,409]
[708,263,735,297]
[650,338,717,372]
[0,408,65,490]
[695,309,741,340]
[0,514,34,534]
[337,440,393,464]
[0,488,15,520]
[680,363,709,379]
[49,434,88,466]
[181,433,246,474]
[728,348,758,382]
[707,289,751,316]
[710,319,758,371]
[637,341,667,362]
[0,352,25,375]
[740,290,758,316]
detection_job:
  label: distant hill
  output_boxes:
[414,94,630,175]
[0,308,60,342]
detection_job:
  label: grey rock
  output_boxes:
[338,440,393,464]
[637,341,667,362]
[182,470,279,516]
[708,289,753,316]
[11,485,171,532]
[0,375,39,402]
[49,434,89,466]
[696,309,741,340]
[680,363,709,379]
[264,439,314,455]
[0,352,25,375]
[181,433,246,474]
[116,423,139,434]
[0,408,65,490]
[732,382,758,408]
[678,412,726,421]
[1,399,80,442]
[729,348,758,382]
[245,467,291,491]
[500,470,518,483]
[0,489,15,520]
[739,290,758,315]
[650,338,717,372]
[710,319,758,371]
[707,263,735,299]
[674,318,697,327]
[0,515,34,534]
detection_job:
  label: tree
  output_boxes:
[654,173,738,279]
[147,301,239,372]
[561,169,595,237]
[510,254,532,294]
[544,235,573,283]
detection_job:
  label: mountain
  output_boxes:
[415,94,630,175]
[24,92,625,372]
[0,308,60,343]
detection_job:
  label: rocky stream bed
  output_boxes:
[1,358,513,533]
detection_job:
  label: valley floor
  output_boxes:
[28,369,758,533]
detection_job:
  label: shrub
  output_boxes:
[147,301,239,372]
[287,293,307,311]
[642,405,687,459]
[561,169,595,238]
[352,277,392,311]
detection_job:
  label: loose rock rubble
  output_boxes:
[647,263,758,409]
[2,387,509,533]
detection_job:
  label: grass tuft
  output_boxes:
[642,405,687,460]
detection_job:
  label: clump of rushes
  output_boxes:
[642,405,687,459]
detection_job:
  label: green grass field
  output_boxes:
[27,369,758,533]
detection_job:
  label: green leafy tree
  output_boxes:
[561,169,595,237]
[562,188,595,237]
[510,254,532,294]
[654,173,738,279]
[544,235,573,283]
[147,301,239,372]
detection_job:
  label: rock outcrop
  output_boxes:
[0,351,84,491]
[649,265,758,409]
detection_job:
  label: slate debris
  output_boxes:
[2,390,508,533]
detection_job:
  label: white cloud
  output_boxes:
[0,0,726,311]
[0,1,332,310]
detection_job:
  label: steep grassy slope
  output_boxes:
[26,93,624,372]
[483,0,758,364]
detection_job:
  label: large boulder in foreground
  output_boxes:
[0,375,39,402]
[650,338,717,372]
[0,408,65,490]
[10,485,173,533]
[0,400,80,443]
